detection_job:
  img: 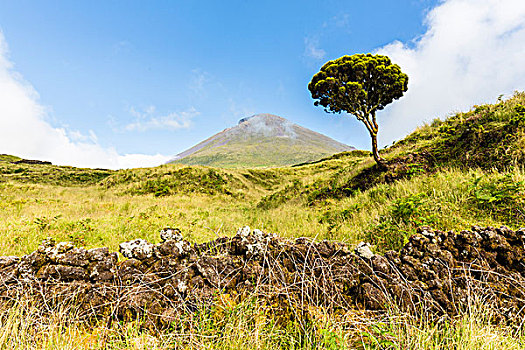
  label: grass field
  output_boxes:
[0,92,524,348]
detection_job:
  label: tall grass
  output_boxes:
[1,167,523,256]
[0,293,522,349]
[363,300,525,349]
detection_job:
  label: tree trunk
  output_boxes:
[370,131,386,167]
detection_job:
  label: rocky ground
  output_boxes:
[0,225,524,331]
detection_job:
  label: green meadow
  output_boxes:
[0,92,524,348]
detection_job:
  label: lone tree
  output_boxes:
[308,53,408,166]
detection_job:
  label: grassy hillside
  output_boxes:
[1,92,524,256]
[0,155,113,186]
[173,134,350,168]
[0,93,524,348]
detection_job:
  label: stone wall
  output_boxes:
[0,225,523,328]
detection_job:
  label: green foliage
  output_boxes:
[0,154,22,162]
[427,92,525,169]
[361,322,400,350]
[308,54,408,115]
[468,173,525,222]
[0,160,113,186]
[127,168,237,197]
[365,193,438,252]
[257,179,303,209]
[359,170,525,253]
[240,169,282,190]
[390,193,427,222]
[319,203,362,235]
[34,215,61,232]
[404,163,425,178]
[306,179,339,205]
[297,149,371,167]
[101,166,249,198]
[510,104,525,125]
[63,218,95,246]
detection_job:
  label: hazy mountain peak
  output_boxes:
[238,113,282,123]
[236,114,296,138]
[169,113,354,168]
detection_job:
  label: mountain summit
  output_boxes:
[168,114,354,168]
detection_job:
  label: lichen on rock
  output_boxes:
[355,242,374,259]
[119,239,155,260]
[160,228,183,242]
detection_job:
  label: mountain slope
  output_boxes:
[168,113,355,168]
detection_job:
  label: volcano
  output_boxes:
[168,113,354,168]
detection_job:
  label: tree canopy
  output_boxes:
[308,53,408,165]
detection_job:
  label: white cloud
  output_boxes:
[228,98,255,120]
[376,0,525,146]
[67,129,98,143]
[113,153,172,169]
[304,37,326,60]
[323,13,351,30]
[123,106,197,132]
[189,69,211,97]
[0,32,170,169]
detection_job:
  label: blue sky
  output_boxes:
[0,0,524,168]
